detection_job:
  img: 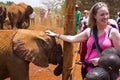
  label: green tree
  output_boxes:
[76,0,120,19]
[6,1,14,6]
[0,2,5,5]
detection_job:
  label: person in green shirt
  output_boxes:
[74,5,81,34]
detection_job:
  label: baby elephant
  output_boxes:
[0,29,63,80]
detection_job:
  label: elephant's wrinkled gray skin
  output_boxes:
[0,29,63,80]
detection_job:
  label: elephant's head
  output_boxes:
[13,33,63,67]
[17,2,33,28]
[45,37,63,76]
[13,31,63,76]
[45,37,62,64]
[25,5,33,16]
[24,5,33,28]
[17,2,33,17]
[33,37,62,65]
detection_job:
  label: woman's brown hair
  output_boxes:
[87,2,108,28]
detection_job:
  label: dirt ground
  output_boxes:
[4,24,82,80]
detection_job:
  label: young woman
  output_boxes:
[45,2,120,79]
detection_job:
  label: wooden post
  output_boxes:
[62,0,76,80]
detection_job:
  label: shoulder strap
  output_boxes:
[93,26,102,55]
[107,28,112,37]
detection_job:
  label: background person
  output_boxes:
[29,11,35,25]
[44,8,52,26]
[55,15,60,27]
[39,8,45,24]
[74,4,81,34]
[116,12,120,23]
[77,10,89,65]
[80,10,89,31]
[117,19,120,31]
[108,19,119,31]
[45,2,120,79]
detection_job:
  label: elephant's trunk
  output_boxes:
[54,57,63,76]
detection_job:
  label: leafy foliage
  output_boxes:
[0,2,5,5]
[0,1,14,9]
[76,0,120,19]
[6,1,14,6]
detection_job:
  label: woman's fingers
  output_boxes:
[45,30,56,36]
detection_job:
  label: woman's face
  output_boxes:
[94,7,109,26]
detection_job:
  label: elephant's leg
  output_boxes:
[6,56,29,80]
[1,20,3,29]
[9,21,13,29]
[13,23,17,29]
[0,22,1,29]
[0,19,2,29]
[12,19,17,29]
[17,22,22,29]
[1,16,4,29]
[0,63,9,80]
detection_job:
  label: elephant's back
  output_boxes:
[12,29,51,51]
[7,4,16,12]
[8,4,25,15]
[14,29,48,39]
[17,2,28,9]
[0,30,17,55]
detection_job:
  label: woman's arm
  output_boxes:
[110,28,120,50]
[45,28,90,43]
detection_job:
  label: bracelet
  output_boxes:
[57,34,61,38]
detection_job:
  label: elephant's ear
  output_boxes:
[27,5,33,15]
[30,37,49,67]
[13,39,49,67]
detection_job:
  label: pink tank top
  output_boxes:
[85,27,113,63]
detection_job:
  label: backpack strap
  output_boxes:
[107,28,112,37]
[93,26,102,56]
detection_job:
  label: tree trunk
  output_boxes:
[62,0,76,80]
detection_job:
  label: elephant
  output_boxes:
[0,29,63,80]
[7,2,33,29]
[0,4,6,29]
[17,2,33,28]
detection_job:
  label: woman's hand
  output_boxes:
[45,30,57,37]
[90,58,100,66]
